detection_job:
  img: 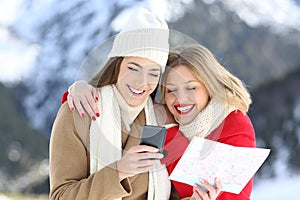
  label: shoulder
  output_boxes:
[53,103,74,127]
[225,110,255,131]
[52,102,91,147]
[224,110,253,127]
[214,110,256,147]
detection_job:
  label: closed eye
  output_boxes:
[128,66,139,72]
[167,88,177,93]
[187,87,196,91]
[149,73,159,78]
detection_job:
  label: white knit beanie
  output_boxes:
[108,8,169,72]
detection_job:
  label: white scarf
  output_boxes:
[89,85,170,200]
[179,98,236,141]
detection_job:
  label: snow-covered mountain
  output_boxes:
[0,0,300,197]
[7,0,300,132]
[8,0,194,131]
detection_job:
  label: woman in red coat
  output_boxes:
[159,45,256,199]
[62,44,256,200]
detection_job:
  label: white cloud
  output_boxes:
[221,0,300,32]
[149,0,194,22]
[0,27,40,83]
[0,0,23,25]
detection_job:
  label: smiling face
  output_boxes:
[116,56,161,106]
[164,65,210,125]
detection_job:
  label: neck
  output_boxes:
[179,98,236,141]
[113,85,148,131]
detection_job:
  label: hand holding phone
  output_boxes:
[140,125,167,154]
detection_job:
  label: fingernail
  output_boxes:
[81,113,85,118]
[71,107,75,112]
[200,179,205,184]
[96,113,100,117]
[215,177,220,182]
[92,116,96,121]
[95,97,98,102]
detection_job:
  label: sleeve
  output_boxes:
[61,91,68,104]
[214,111,256,200]
[49,103,132,200]
[217,110,256,148]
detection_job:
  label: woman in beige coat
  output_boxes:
[49,8,174,200]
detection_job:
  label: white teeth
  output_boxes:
[129,86,144,94]
[177,105,193,112]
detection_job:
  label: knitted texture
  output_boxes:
[108,8,169,70]
[89,85,170,200]
[179,98,236,141]
[112,85,148,132]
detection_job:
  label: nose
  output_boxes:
[175,89,188,103]
[133,72,148,87]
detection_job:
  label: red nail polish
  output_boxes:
[71,107,75,111]
[96,113,100,117]
[95,97,98,102]
[81,113,85,118]
[92,116,96,121]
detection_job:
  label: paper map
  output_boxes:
[169,137,271,194]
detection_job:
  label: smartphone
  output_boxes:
[140,125,167,154]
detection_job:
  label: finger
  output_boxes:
[94,106,100,118]
[193,184,209,200]
[200,179,216,197]
[137,164,158,172]
[192,186,205,200]
[90,88,100,117]
[74,96,96,121]
[137,159,159,168]
[85,93,99,118]
[92,87,99,103]
[83,102,97,120]
[214,177,222,194]
[117,158,156,174]
[137,152,164,160]
[67,94,75,111]
[128,145,159,153]
[81,96,97,120]
[73,97,86,118]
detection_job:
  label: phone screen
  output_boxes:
[140,125,167,154]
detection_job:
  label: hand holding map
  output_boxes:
[169,137,270,194]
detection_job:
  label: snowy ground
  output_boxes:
[251,175,300,199]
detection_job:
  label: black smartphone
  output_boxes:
[140,125,167,154]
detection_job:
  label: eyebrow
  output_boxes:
[165,80,199,86]
[128,62,161,71]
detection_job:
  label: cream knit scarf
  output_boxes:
[179,98,236,141]
[89,85,170,200]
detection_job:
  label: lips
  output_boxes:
[127,85,146,96]
[174,104,194,114]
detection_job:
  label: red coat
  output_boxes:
[162,110,256,200]
[62,92,256,199]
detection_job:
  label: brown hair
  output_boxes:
[89,57,124,87]
[89,56,158,100]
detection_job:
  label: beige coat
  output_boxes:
[49,103,180,200]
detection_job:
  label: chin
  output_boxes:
[128,99,145,107]
[177,116,194,125]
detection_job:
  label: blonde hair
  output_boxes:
[161,44,251,113]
